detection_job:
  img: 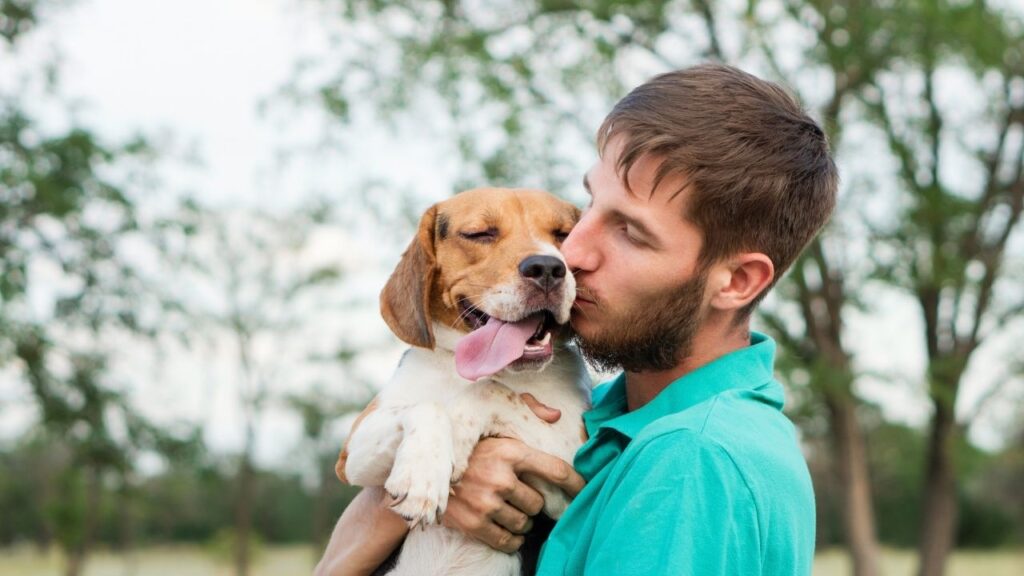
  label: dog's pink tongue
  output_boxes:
[455,316,542,381]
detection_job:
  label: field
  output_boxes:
[0,545,1021,575]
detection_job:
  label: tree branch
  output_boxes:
[692,0,724,60]
[960,369,1023,426]
[862,84,922,193]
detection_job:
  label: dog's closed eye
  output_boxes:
[459,228,499,243]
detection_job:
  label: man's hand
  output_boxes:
[441,393,585,553]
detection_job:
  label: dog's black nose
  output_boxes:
[519,255,566,292]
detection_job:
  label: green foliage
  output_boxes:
[0,436,363,548]
[0,0,39,44]
[303,0,684,193]
[809,419,1022,548]
[45,468,88,552]
[205,528,265,564]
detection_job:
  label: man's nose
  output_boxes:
[561,214,597,272]
[519,255,566,292]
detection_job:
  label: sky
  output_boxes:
[2,0,1021,467]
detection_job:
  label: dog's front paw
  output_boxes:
[523,477,572,520]
[542,490,572,520]
[385,457,453,528]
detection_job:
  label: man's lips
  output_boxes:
[574,289,598,307]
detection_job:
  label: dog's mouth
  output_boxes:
[459,298,558,338]
[455,298,560,381]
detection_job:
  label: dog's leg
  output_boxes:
[344,407,404,487]
[385,403,455,526]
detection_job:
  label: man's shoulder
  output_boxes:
[635,381,789,445]
[627,382,809,494]
[621,420,750,489]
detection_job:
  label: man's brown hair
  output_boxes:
[597,63,838,317]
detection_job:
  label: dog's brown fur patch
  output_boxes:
[336,395,381,484]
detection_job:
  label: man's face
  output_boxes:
[561,137,711,373]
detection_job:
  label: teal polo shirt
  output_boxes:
[535,333,815,575]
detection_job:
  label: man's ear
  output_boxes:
[380,206,438,348]
[708,253,775,311]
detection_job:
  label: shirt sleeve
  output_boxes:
[582,431,763,576]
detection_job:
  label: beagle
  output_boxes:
[338,188,592,576]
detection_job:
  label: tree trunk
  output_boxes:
[312,457,331,557]
[64,551,85,576]
[65,467,100,576]
[917,402,958,576]
[119,482,139,576]
[826,394,880,576]
[234,452,253,576]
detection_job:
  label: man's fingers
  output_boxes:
[442,497,525,553]
[514,450,585,497]
[491,502,534,535]
[502,479,545,517]
[484,524,526,554]
[520,392,561,423]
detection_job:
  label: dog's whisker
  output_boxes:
[451,298,490,329]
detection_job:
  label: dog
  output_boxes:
[336,188,592,576]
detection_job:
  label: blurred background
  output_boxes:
[1,1,1022,575]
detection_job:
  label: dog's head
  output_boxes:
[381,187,579,379]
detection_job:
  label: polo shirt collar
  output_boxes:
[583,332,779,440]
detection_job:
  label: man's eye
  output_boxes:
[459,228,498,243]
[621,226,643,246]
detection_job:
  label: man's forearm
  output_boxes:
[315,487,408,576]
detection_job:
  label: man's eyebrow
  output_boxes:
[582,174,662,248]
[612,209,662,248]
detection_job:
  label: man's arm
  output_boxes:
[314,487,408,576]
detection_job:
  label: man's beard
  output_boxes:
[572,269,709,373]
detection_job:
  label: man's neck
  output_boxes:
[624,315,751,411]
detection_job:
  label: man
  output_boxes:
[317,63,837,576]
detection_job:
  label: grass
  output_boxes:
[813,547,1024,576]
[0,545,1021,575]
[0,545,315,576]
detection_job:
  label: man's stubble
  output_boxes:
[572,268,710,374]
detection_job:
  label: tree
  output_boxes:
[165,201,346,576]
[2,2,199,574]
[746,2,1023,574]
[285,374,368,558]
[855,5,1023,574]
[13,333,198,575]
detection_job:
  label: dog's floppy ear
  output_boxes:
[380,205,438,348]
